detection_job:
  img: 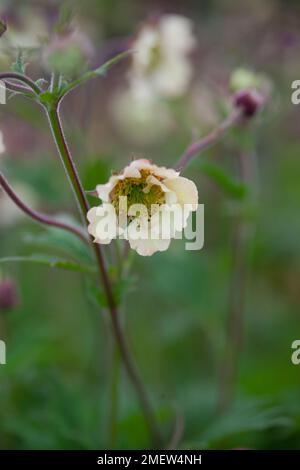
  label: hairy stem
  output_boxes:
[175,108,242,171]
[45,104,163,446]
[0,172,88,244]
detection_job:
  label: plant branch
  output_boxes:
[4,81,36,99]
[0,172,88,244]
[57,50,132,103]
[45,104,163,447]
[175,108,243,171]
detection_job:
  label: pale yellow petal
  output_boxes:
[163,176,198,209]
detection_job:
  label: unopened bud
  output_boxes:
[0,19,7,38]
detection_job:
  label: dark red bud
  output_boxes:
[233,89,264,118]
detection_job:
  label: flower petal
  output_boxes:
[123,164,141,178]
[96,183,112,202]
[163,176,198,209]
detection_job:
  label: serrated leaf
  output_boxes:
[0,255,96,274]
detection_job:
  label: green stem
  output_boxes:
[175,108,242,171]
[45,103,163,447]
[217,151,254,412]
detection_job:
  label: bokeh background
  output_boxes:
[1,0,300,450]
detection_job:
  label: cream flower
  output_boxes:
[87,159,198,256]
[129,15,195,99]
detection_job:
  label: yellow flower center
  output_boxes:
[109,170,165,215]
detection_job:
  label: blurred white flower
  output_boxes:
[6,14,48,49]
[111,86,173,145]
[129,15,196,99]
[87,159,198,256]
[0,182,37,228]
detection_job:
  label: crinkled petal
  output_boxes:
[163,176,198,210]
[123,164,141,178]
[143,175,169,194]
[96,183,112,202]
[151,203,187,239]
[155,166,179,179]
[129,159,179,179]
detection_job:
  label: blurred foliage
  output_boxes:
[1,0,300,450]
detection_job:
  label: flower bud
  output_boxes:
[0,19,7,38]
[230,67,271,118]
[230,68,262,92]
[0,278,19,312]
[233,89,264,118]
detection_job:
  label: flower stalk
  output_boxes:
[45,102,163,447]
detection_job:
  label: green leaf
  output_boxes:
[54,3,74,34]
[113,274,137,305]
[0,255,96,274]
[82,158,111,192]
[196,399,292,448]
[199,161,248,199]
[38,91,58,109]
[22,223,92,265]
[85,279,108,309]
